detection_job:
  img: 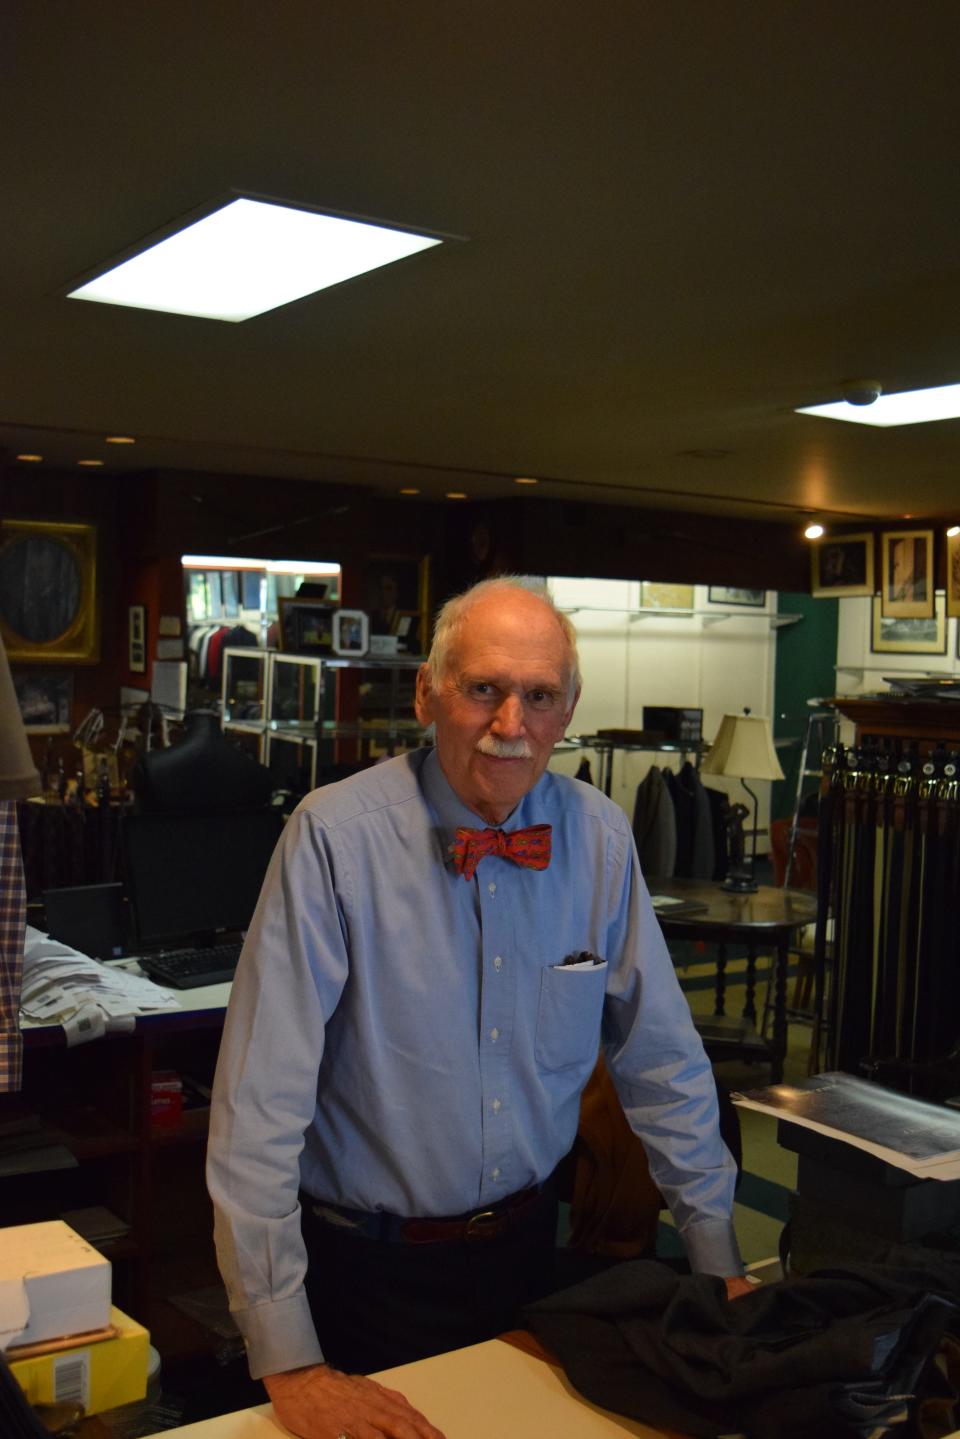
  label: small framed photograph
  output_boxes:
[128,603,146,673]
[871,593,946,654]
[707,586,766,607]
[332,609,369,656]
[13,669,74,732]
[640,581,694,611]
[881,529,934,618]
[278,598,335,655]
[811,532,875,597]
[947,530,960,620]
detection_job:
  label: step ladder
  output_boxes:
[783,706,836,888]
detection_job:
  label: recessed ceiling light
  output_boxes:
[105,435,136,444]
[446,491,468,500]
[15,453,43,462]
[399,487,420,496]
[78,458,104,467]
[513,476,539,486]
[67,196,446,322]
[804,524,825,540]
[797,381,960,426]
[948,526,960,538]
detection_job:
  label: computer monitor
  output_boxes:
[122,807,284,950]
[42,882,127,960]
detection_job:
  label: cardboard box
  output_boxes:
[0,1219,111,1347]
[10,1305,148,1416]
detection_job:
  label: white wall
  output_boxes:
[547,577,780,845]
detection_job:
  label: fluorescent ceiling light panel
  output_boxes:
[797,382,960,427]
[68,198,442,321]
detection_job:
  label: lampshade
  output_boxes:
[700,712,785,782]
[0,637,41,799]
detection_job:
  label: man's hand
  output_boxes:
[263,1362,448,1439]
[724,1275,754,1301]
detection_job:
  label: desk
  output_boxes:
[106,1336,685,1438]
[651,878,817,1083]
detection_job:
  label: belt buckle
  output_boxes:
[464,1208,500,1240]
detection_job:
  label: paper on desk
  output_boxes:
[21,926,179,1042]
[733,1071,960,1181]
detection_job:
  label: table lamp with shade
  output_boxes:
[700,709,784,893]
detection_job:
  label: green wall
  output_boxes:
[771,592,839,821]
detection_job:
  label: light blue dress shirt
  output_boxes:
[207,748,741,1379]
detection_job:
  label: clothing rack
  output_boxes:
[573,734,707,798]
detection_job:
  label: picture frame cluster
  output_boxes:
[810,527,960,655]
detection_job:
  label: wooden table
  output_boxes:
[650,878,818,1083]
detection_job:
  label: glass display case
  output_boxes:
[222,647,271,726]
[223,652,423,793]
[268,652,321,734]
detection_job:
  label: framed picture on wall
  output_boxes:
[947,529,960,620]
[707,586,766,607]
[12,669,73,732]
[871,593,946,653]
[810,532,875,597]
[364,555,431,655]
[0,519,99,663]
[640,581,694,611]
[128,603,146,673]
[880,528,935,618]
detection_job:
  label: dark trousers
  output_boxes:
[301,1188,559,1375]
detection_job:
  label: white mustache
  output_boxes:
[476,735,533,759]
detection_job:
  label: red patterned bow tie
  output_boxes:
[450,824,552,881]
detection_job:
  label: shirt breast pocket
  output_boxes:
[534,962,608,1073]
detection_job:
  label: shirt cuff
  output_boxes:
[233,1292,325,1381]
[678,1218,744,1278]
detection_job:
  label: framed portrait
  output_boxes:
[128,603,146,673]
[332,609,369,657]
[278,598,335,655]
[0,519,99,663]
[707,586,766,607]
[947,530,960,620]
[640,581,694,611]
[810,532,875,598]
[365,555,431,655]
[881,528,934,618]
[871,593,946,654]
[12,669,74,732]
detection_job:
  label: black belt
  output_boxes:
[310,1185,545,1245]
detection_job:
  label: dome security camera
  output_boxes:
[841,379,883,406]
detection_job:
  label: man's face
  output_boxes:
[415,590,579,825]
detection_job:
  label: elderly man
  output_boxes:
[207,576,746,1439]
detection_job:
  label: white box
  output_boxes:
[0,1220,111,1347]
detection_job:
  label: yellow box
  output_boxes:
[10,1305,149,1417]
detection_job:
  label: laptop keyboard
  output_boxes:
[138,941,243,989]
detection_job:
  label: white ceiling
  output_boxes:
[4,2,960,524]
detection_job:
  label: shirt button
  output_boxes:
[492,1098,502,1113]
[494,956,503,972]
[492,1167,501,1180]
[490,1027,499,1042]
[488,882,496,895]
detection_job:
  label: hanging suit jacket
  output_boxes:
[632,767,677,878]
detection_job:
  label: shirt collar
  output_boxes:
[419,748,542,868]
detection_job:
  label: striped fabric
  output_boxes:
[0,801,26,1091]
[450,823,552,882]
